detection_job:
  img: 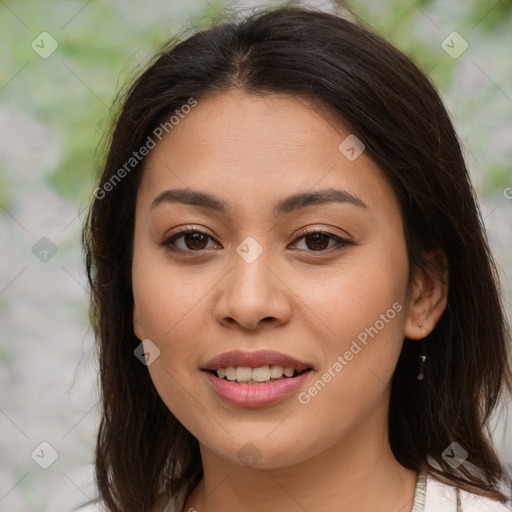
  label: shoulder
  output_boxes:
[425,472,512,512]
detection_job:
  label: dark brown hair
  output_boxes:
[82,4,512,511]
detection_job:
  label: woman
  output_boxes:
[81,4,512,511]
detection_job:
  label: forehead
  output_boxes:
[138,89,396,217]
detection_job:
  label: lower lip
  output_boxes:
[202,370,312,408]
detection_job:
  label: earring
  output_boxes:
[417,339,426,380]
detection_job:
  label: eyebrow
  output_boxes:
[150,187,367,215]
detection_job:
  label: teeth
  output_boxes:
[283,367,294,377]
[215,365,302,382]
[235,367,252,382]
[225,366,237,381]
[270,365,284,378]
[252,366,271,382]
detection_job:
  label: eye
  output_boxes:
[160,226,354,254]
[160,226,220,252]
[290,228,354,253]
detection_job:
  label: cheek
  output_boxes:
[133,278,207,367]
[294,299,406,450]
[293,240,408,356]
[132,264,207,428]
[292,235,409,409]
[131,246,209,415]
[132,238,211,338]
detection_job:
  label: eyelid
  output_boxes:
[292,225,352,243]
[160,225,220,248]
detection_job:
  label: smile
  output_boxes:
[202,367,313,408]
[213,365,308,383]
[201,349,315,407]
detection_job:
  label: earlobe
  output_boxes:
[404,248,449,340]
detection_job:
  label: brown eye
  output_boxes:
[292,229,353,253]
[304,232,330,251]
[160,227,353,255]
[182,232,209,250]
[160,228,219,252]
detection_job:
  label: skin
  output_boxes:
[132,89,449,512]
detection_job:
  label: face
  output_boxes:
[131,89,437,469]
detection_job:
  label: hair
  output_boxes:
[81,4,512,511]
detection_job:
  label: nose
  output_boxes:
[214,249,293,331]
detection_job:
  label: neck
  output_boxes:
[183,414,417,512]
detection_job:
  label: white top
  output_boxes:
[76,470,512,511]
[412,470,512,512]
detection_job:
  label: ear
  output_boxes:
[133,302,143,340]
[404,248,449,340]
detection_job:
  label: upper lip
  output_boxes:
[202,350,313,371]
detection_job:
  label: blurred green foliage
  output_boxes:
[0,0,510,204]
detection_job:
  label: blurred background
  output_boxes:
[0,0,511,510]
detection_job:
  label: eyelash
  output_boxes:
[159,226,354,255]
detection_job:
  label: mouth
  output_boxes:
[204,365,312,385]
[201,350,314,407]
[201,349,314,381]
